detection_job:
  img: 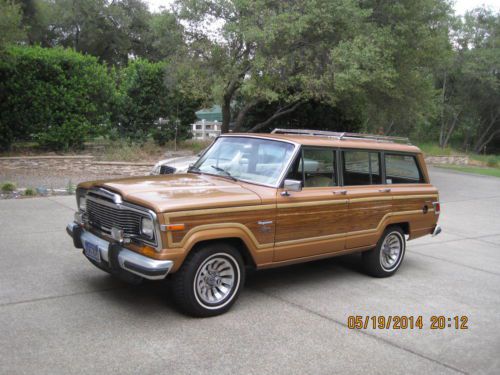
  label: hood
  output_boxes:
[92,173,262,213]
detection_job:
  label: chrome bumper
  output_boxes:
[432,225,442,237]
[66,222,173,280]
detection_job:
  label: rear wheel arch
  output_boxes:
[362,225,406,278]
[387,222,410,235]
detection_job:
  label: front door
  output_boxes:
[274,147,348,261]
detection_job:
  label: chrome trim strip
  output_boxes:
[89,187,123,204]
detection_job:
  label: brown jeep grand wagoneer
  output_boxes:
[67,129,441,316]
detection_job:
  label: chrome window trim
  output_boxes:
[85,188,162,251]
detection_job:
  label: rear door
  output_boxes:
[341,149,393,249]
[274,147,348,261]
[383,152,439,238]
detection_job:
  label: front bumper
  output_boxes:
[66,222,173,281]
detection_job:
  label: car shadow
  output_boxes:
[79,253,370,315]
[246,253,367,289]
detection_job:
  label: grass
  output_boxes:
[95,140,165,162]
[435,164,500,178]
[94,139,211,162]
[2,137,213,162]
[417,142,464,156]
[469,154,500,168]
[181,139,213,155]
[417,142,500,169]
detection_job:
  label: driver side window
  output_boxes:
[285,147,337,187]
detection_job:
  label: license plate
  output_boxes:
[83,240,101,263]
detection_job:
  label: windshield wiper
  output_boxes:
[210,165,237,181]
[187,165,201,174]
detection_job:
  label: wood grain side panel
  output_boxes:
[169,209,276,246]
[275,205,349,243]
[347,200,392,233]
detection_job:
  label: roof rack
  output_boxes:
[271,128,411,145]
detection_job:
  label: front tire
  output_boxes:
[171,242,245,317]
[362,226,406,278]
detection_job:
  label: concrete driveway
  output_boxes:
[0,168,499,374]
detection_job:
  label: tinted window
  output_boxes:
[342,150,381,185]
[385,154,423,184]
[285,147,337,187]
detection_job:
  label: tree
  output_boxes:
[437,8,500,151]
[117,58,200,141]
[23,0,151,65]
[20,0,188,66]
[143,10,186,62]
[0,0,26,47]
[462,9,500,153]
[176,0,453,134]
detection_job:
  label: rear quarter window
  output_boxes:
[385,154,424,184]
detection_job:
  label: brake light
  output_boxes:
[433,202,440,214]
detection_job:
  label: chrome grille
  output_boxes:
[86,198,147,236]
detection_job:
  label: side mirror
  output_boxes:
[282,179,302,196]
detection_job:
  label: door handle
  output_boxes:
[379,188,391,193]
[334,190,347,195]
[257,220,273,225]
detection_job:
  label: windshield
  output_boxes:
[192,136,296,186]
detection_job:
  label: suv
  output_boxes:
[67,129,441,316]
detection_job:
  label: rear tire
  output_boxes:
[362,226,406,278]
[171,242,245,317]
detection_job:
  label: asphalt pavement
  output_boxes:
[0,167,499,374]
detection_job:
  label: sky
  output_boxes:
[145,0,500,15]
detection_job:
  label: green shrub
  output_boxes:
[35,117,92,151]
[66,180,75,195]
[24,188,36,196]
[0,45,116,151]
[486,156,499,168]
[1,182,16,192]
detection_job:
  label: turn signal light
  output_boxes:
[162,224,186,231]
[433,202,441,214]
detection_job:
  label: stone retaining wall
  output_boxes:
[0,156,154,176]
[424,155,469,165]
[0,154,470,177]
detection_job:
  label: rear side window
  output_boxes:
[385,154,424,184]
[342,150,381,185]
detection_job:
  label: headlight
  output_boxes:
[78,196,87,212]
[141,217,154,239]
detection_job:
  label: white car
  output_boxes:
[150,155,200,175]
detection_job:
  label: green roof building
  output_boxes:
[195,105,222,122]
